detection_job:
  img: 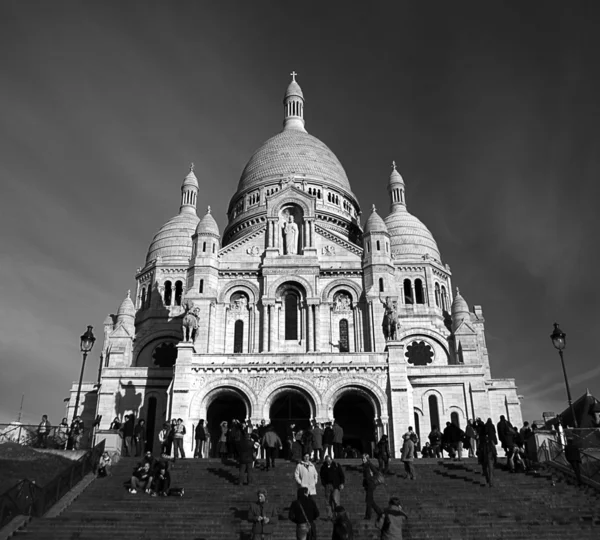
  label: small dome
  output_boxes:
[146,212,199,264]
[285,80,304,100]
[196,207,220,236]
[117,290,135,319]
[451,288,469,316]
[384,206,441,262]
[364,205,388,234]
[182,166,199,189]
[389,161,404,185]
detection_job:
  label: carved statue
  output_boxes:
[380,296,398,341]
[334,292,352,312]
[282,214,299,255]
[182,300,200,342]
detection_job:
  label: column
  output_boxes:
[353,306,358,353]
[266,221,271,248]
[270,305,277,352]
[207,301,214,353]
[309,220,314,247]
[262,304,269,352]
[314,303,321,352]
[307,304,314,352]
[223,307,229,353]
[369,301,376,352]
[248,304,254,353]
[329,304,333,352]
[253,305,260,353]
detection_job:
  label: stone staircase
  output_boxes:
[11,457,600,539]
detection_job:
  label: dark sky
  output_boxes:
[1,1,599,426]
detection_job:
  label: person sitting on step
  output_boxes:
[151,462,171,496]
[97,451,112,477]
[129,461,153,494]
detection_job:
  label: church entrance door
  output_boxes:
[269,389,312,456]
[333,392,377,457]
[206,390,248,458]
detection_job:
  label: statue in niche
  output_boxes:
[380,295,398,341]
[282,213,299,255]
[230,293,248,312]
[334,292,352,312]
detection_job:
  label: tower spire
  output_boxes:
[388,160,406,212]
[180,164,199,215]
[283,72,306,132]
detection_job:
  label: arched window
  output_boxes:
[451,411,460,428]
[164,281,172,306]
[386,242,389,253]
[212,243,216,253]
[285,293,298,340]
[378,278,384,293]
[376,240,381,251]
[174,281,183,306]
[339,319,349,352]
[367,242,371,253]
[415,279,425,304]
[233,320,244,353]
[199,279,204,294]
[429,395,440,431]
[441,286,448,311]
[435,283,441,307]
[140,287,146,309]
[404,279,413,304]
[202,241,206,253]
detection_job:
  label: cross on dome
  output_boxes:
[190,162,195,172]
[372,204,377,212]
[392,161,396,170]
[207,206,211,214]
[127,290,131,298]
[290,71,298,82]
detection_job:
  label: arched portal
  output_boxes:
[268,388,313,449]
[333,391,377,457]
[206,388,249,457]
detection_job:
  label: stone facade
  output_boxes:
[79,75,522,457]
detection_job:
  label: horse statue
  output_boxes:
[380,296,398,341]
[182,300,200,342]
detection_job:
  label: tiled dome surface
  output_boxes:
[285,80,304,99]
[237,129,352,194]
[196,211,220,236]
[384,206,441,262]
[146,212,199,264]
[364,208,388,234]
[117,292,135,318]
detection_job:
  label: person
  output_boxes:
[428,425,442,458]
[142,450,157,471]
[283,214,299,255]
[203,421,211,458]
[109,417,122,431]
[286,422,297,460]
[262,424,282,471]
[312,421,324,462]
[376,497,408,540]
[97,451,112,477]
[129,461,153,494]
[294,452,319,497]
[291,432,304,463]
[401,434,416,480]
[121,414,135,457]
[230,418,243,460]
[152,462,171,496]
[248,488,278,540]
[333,420,344,459]
[166,418,177,458]
[477,418,498,487]
[257,419,268,461]
[465,419,478,458]
[319,454,345,520]
[158,422,170,458]
[37,414,51,448]
[218,420,229,463]
[173,418,186,460]
[57,417,69,449]
[323,422,334,460]
[376,434,391,474]
[239,433,255,485]
[70,416,84,450]
[361,453,383,520]
[134,418,146,457]
[194,419,207,458]
[565,438,583,485]
[301,425,314,459]
[332,505,354,540]
[405,427,419,449]
[496,415,513,454]
[288,487,320,540]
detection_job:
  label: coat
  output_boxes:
[288,495,320,524]
[401,439,415,462]
[332,515,354,540]
[312,426,324,449]
[239,438,255,464]
[319,461,345,488]
[362,461,379,490]
[333,424,344,444]
[323,426,334,445]
[376,506,406,540]
[294,461,319,495]
[263,430,282,449]
[249,501,278,535]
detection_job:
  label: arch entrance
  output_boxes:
[268,388,313,450]
[206,388,249,457]
[333,390,377,457]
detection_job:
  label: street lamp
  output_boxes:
[550,323,578,428]
[73,326,96,420]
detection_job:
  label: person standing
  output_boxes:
[262,424,282,471]
[496,415,513,454]
[286,422,297,460]
[376,497,408,540]
[465,419,478,458]
[361,453,383,521]
[166,418,177,458]
[565,438,583,485]
[288,487,320,540]
[332,505,354,540]
[401,434,416,480]
[248,488,278,540]
[376,434,391,474]
[238,433,255,485]
[37,415,51,448]
[319,454,345,520]
[477,418,498,487]
[312,421,324,462]
[257,419,268,461]
[294,452,319,498]
[134,418,146,457]
[218,420,229,464]
[323,422,334,459]
[158,422,170,458]
[173,418,186,461]
[428,425,442,458]
[333,420,344,459]
[70,416,84,450]
[194,419,207,458]
[57,417,69,449]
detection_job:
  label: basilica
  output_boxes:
[87,75,522,457]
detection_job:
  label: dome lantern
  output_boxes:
[388,161,406,212]
[180,163,199,215]
[283,71,306,132]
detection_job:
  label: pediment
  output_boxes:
[266,183,317,218]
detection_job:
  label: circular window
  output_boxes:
[405,341,434,366]
[153,342,177,368]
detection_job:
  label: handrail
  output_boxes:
[0,423,93,450]
[0,439,105,529]
[541,438,600,490]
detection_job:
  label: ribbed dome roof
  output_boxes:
[384,206,441,261]
[364,206,388,233]
[146,212,199,264]
[236,129,352,194]
[182,168,199,189]
[285,80,304,99]
[117,291,135,319]
[196,208,220,236]
[452,289,469,316]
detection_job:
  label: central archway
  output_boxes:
[268,388,313,455]
[333,391,377,457]
[206,388,249,457]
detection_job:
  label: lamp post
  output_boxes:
[73,326,96,420]
[550,323,578,428]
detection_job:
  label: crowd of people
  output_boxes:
[35,414,85,450]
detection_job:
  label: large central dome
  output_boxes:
[237,128,352,194]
